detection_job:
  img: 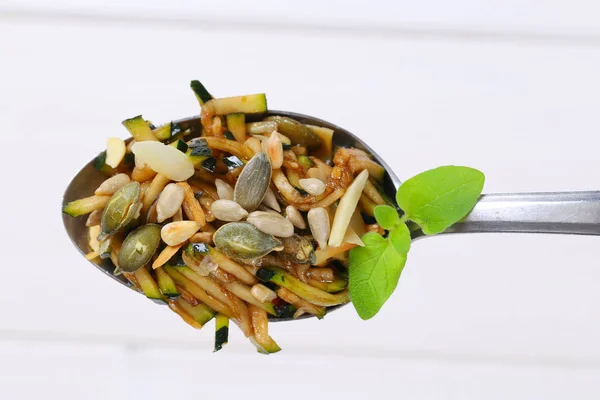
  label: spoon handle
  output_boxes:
[443,191,600,236]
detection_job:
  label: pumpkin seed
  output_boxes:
[117,224,161,273]
[233,152,272,211]
[247,211,294,237]
[99,181,141,240]
[211,199,249,222]
[279,234,316,265]
[213,222,283,261]
[265,116,322,149]
[307,207,330,250]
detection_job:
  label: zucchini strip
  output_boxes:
[133,268,164,302]
[277,287,326,319]
[211,94,267,115]
[164,266,234,318]
[225,113,247,143]
[306,125,334,162]
[190,80,213,105]
[155,267,180,299]
[167,300,203,329]
[178,182,207,226]
[63,195,111,217]
[207,247,257,285]
[152,243,185,270]
[214,314,229,352]
[176,298,215,326]
[359,193,377,216]
[203,137,254,161]
[172,266,236,311]
[363,179,386,205]
[122,115,158,142]
[257,267,350,307]
[176,286,201,306]
[223,281,277,316]
[307,277,348,293]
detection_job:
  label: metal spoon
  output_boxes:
[62,111,600,319]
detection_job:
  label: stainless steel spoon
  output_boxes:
[62,111,600,319]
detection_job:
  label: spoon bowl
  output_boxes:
[62,111,401,319]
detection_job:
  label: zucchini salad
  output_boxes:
[63,81,388,354]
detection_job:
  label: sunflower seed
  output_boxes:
[285,205,306,230]
[211,199,249,222]
[215,179,234,200]
[298,178,326,196]
[307,207,330,249]
[213,222,283,261]
[161,221,201,246]
[262,187,281,212]
[86,209,103,227]
[156,183,185,223]
[233,152,272,211]
[95,173,131,196]
[247,211,294,237]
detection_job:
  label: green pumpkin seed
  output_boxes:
[99,181,141,240]
[117,224,162,273]
[265,116,322,149]
[279,234,316,265]
[213,222,283,261]
[233,152,272,212]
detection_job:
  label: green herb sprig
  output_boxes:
[349,166,485,320]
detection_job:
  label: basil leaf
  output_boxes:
[396,166,484,235]
[389,223,411,254]
[349,232,407,320]
[374,205,400,230]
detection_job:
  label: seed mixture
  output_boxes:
[63,81,388,353]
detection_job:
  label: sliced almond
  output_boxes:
[131,141,194,182]
[328,169,369,247]
[105,137,126,168]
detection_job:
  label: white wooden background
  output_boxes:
[1,1,600,398]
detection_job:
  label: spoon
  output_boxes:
[62,111,600,320]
